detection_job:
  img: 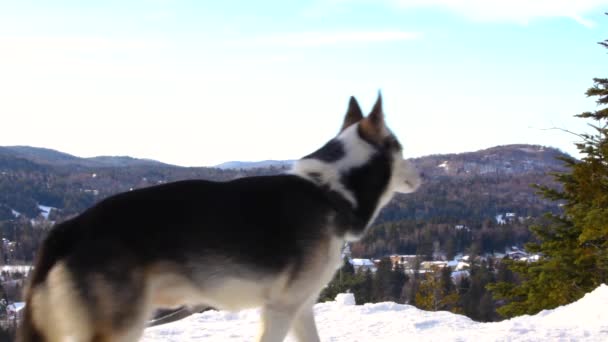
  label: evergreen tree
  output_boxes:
[489,30,608,317]
[415,266,460,312]
[461,261,496,320]
[355,269,374,304]
[372,258,393,301]
[389,263,408,303]
[318,257,356,302]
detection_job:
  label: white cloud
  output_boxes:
[243,31,421,47]
[382,0,608,26]
[0,36,165,52]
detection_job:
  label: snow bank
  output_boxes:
[334,293,355,306]
[143,285,608,342]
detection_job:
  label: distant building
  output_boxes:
[496,212,517,224]
[420,261,448,270]
[349,258,377,273]
[389,255,418,269]
[506,251,528,260]
[454,225,470,231]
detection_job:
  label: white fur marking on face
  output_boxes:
[291,124,376,207]
[334,124,377,170]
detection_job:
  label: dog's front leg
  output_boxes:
[291,304,320,342]
[256,304,297,342]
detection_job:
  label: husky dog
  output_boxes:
[18,94,421,342]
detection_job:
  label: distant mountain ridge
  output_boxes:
[0,143,573,263]
[412,144,568,178]
[215,160,295,170]
[0,146,172,168]
[0,143,570,223]
[214,144,569,177]
[0,144,570,174]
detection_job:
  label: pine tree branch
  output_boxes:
[539,126,585,139]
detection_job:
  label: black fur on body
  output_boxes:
[18,94,421,342]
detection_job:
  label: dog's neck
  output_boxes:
[290,125,392,238]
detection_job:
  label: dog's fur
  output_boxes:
[17,94,421,342]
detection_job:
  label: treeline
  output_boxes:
[353,218,536,259]
[0,151,562,266]
[379,172,560,224]
[0,220,52,264]
[320,256,516,322]
[0,158,288,220]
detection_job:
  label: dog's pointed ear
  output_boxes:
[340,96,364,132]
[359,92,386,143]
[368,92,384,126]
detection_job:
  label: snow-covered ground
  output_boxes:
[143,284,608,342]
[38,204,54,219]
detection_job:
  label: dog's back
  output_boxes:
[18,176,343,341]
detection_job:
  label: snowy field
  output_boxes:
[143,284,608,342]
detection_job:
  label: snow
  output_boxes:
[334,293,355,306]
[37,205,54,219]
[143,284,608,342]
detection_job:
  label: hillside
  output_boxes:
[215,160,295,170]
[383,144,566,222]
[0,146,171,168]
[0,144,567,220]
[143,284,608,341]
[0,144,570,261]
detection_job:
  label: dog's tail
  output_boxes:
[17,220,80,342]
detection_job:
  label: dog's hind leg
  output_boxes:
[26,261,96,342]
[291,304,320,342]
[256,303,300,342]
[86,268,153,342]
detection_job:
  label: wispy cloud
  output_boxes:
[358,0,608,27]
[0,36,166,51]
[242,31,421,47]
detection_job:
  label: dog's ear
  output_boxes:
[340,96,364,132]
[359,92,385,143]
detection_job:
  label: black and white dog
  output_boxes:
[18,94,421,342]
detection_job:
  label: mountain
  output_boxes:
[0,143,569,220]
[412,144,567,178]
[215,160,295,170]
[214,144,567,177]
[0,146,171,168]
[0,143,571,261]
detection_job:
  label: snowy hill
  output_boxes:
[215,160,295,170]
[143,284,608,341]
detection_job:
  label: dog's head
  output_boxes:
[292,94,421,236]
[338,94,421,196]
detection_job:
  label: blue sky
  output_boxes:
[1,1,607,166]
